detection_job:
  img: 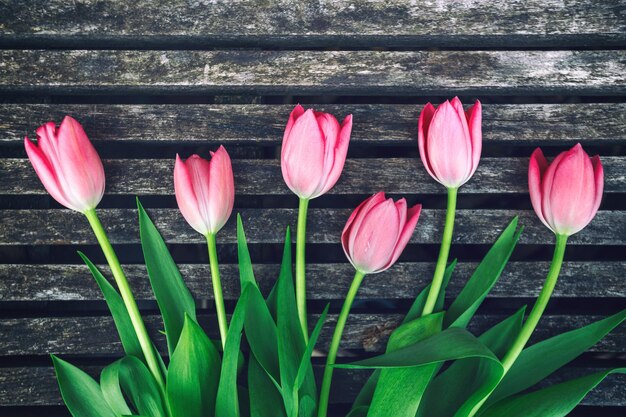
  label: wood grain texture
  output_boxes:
[2,103,625,145]
[1,208,623,245]
[0,365,623,407]
[1,0,624,47]
[3,157,625,196]
[1,261,624,302]
[1,50,624,95]
[0,313,623,356]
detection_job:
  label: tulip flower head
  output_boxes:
[529,144,603,237]
[24,116,105,213]
[418,97,482,189]
[174,146,235,236]
[342,192,421,274]
[281,104,352,199]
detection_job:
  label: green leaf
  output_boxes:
[445,217,522,329]
[367,313,444,417]
[346,406,369,417]
[480,368,626,417]
[51,355,116,417]
[101,356,166,417]
[486,309,626,407]
[350,371,379,411]
[237,214,257,289]
[298,395,316,417]
[248,354,287,417]
[78,252,144,363]
[276,227,315,416]
[167,314,221,417]
[245,284,280,382]
[403,260,457,324]
[294,304,329,392]
[337,327,500,370]
[216,284,252,417]
[137,199,196,355]
[417,307,526,417]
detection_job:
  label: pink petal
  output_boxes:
[589,155,604,224]
[24,136,72,209]
[280,108,325,198]
[283,104,305,143]
[316,113,352,197]
[465,99,482,177]
[417,102,437,181]
[528,148,550,229]
[342,192,386,261]
[174,154,209,235]
[207,146,235,233]
[384,203,422,271]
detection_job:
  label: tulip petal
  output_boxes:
[283,104,305,143]
[24,136,72,209]
[346,192,388,259]
[384,203,422,271]
[317,114,352,197]
[280,109,325,198]
[312,112,341,196]
[465,99,482,177]
[589,155,604,223]
[207,146,235,233]
[539,150,568,232]
[528,148,550,229]
[174,154,209,235]
[417,102,437,180]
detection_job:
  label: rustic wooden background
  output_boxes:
[0,1,625,416]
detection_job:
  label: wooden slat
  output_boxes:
[2,157,625,196]
[0,365,623,407]
[1,50,624,96]
[0,313,623,356]
[1,104,625,146]
[1,209,623,245]
[0,0,624,47]
[1,261,624,302]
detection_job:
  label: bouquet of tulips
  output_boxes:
[23,98,623,417]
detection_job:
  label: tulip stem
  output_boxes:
[296,197,310,342]
[206,233,228,348]
[84,209,166,393]
[467,234,568,417]
[422,187,457,316]
[318,270,366,417]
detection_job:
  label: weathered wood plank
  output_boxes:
[0,209,623,245]
[2,157,625,196]
[1,103,624,145]
[0,365,623,407]
[1,50,624,95]
[1,0,624,47]
[0,313,623,356]
[1,261,624,302]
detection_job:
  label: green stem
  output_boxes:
[501,234,568,371]
[422,187,457,316]
[206,233,228,348]
[296,197,310,342]
[467,234,568,417]
[317,270,366,417]
[84,209,166,393]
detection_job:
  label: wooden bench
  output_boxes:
[0,1,625,416]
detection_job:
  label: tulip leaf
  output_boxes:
[52,355,116,417]
[167,314,221,417]
[337,327,499,370]
[295,304,329,392]
[350,371,379,411]
[367,313,444,417]
[248,354,287,417]
[445,217,522,329]
[276,227,316,416]
[404,260,457,324]
[479,368,626,417]
[237,214,257,289]
[78,252,145,363]
[216,284,251,417]
[137,199,196,355]
[486,309,626,407]
[101,356,166,417]
[417,307,526,417]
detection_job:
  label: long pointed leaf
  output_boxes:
[137,200,196,355]
[480,368,626,417]
[237,214,257,289]
[249,355,287,417]
[52,355,116,417]
[403,260,457,324]
[167,314,221,417]
[79,252,144,363]
[445,217,521,329]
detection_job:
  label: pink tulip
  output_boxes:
[529,144,603,237]
[281,104,352,199]
[418,97,482,188]
[24,116,105,212]
[174,146,235,235]
[342,192,421,274]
